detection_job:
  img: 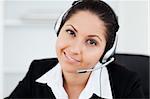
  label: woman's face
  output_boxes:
[56,11,107,73]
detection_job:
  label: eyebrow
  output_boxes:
[66,24,102,42]
[88,35,102,42]
[66,24,78,33]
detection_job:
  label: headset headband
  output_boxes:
[54,0,118,63]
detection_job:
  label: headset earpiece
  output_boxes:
[54,10,67,34]
[102,34,118,63]
[54,0,82,35]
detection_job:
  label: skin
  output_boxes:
[56,11,107,99]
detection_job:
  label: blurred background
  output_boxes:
[0,0,149,98]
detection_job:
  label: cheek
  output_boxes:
[56,38,64,54]
[56,35,69,56]
[91,50,103,61]
[56,37,61,49]
[82,47,105,67]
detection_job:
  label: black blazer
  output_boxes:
[5,58,144,99]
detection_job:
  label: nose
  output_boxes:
[69,40,82,55]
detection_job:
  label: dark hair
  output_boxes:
[57,0,119,56]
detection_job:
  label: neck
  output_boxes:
[63,70,91,86]
[62,70,91,98]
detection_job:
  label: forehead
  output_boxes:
[64,11,106,37]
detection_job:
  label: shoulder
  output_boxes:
[107,62,144,98]
[31,58,58,68]
[107,62,136,79]
[27,58,58,80]
[107,62,140,85]
[107,62,138,88]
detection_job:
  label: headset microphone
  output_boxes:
[77,57,114,73]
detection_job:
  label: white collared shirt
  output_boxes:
[36,62,113,99]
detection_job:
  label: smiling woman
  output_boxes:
[5,0,144,99]
[56,11,106,74]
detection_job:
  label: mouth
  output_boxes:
[63,52,80,63]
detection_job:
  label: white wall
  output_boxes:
[3,0,149,98]
[0,0,4,98]
[3,0,72,97]
[116,0,148,55]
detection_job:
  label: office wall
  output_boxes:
[3,0,72,97]
[116,0,148,55]
[2,0,149,98]
[0,0,4,98]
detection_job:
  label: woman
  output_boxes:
[6,0,144,99]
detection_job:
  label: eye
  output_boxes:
[86,39,97,46]
[66,29,76,37]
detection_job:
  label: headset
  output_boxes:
[54,0,118,74]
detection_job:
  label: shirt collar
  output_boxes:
[36,63,68,98]
[36,62,112,99]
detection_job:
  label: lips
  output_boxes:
[64,52,80,63]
